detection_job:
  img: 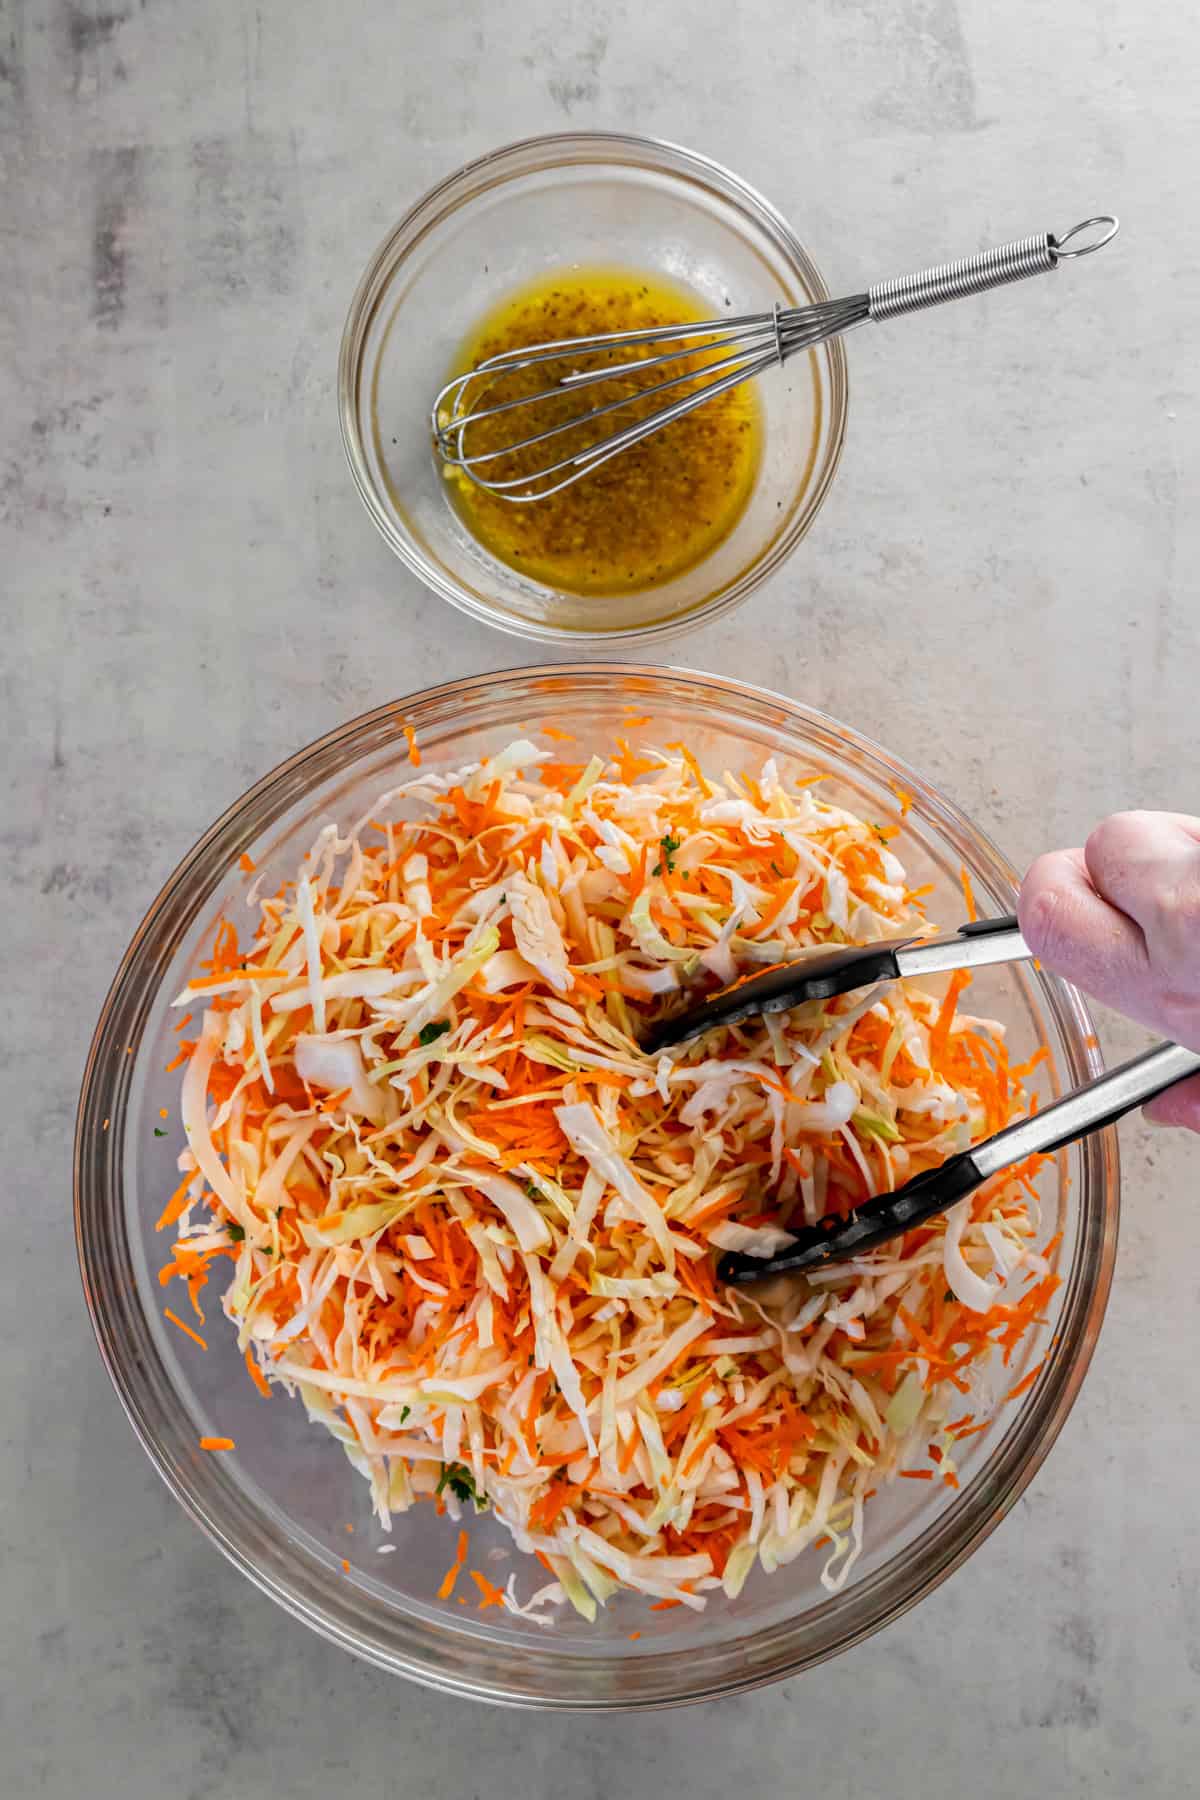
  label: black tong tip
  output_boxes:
[639,941,907,1056]
[716,1150,984,1285]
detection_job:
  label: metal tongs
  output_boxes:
[638,914,1200,1285]
[641,913,1031,1053]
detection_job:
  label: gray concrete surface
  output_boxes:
[3,1,1199,1793]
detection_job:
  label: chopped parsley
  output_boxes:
[398,1405,411,1425]
[435,1462,486,1509]
[418,1019,452,1047]
[227,1222,246,1242]
[653,832,682,876]
[153,1126,167,1137]
[524,1180,541,1201]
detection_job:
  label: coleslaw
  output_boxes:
[159,733,1057,1620]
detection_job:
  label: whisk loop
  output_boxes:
[433,215,1117,503]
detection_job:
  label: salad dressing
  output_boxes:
[440,267,762,595]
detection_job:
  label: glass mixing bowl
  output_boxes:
[338,133,848,643]
[76,667,1117,1708]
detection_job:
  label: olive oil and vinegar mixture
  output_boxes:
[441,268,763,595]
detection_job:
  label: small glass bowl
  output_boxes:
[338,133,848,644]
[76,666,1117,1709]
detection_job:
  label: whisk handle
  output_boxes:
[867,215,1118,322]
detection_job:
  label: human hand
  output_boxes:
[1018,811,1200,1132]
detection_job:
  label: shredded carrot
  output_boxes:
[199,1436,235,1452]
[238,852,256,873]
[437,1529,470,1600]
[959,865,977,922]
[755,1068,805,1106]
[896,1304,945,1366]
[666,741,709,795]
[187,966,284,989]
[470,1569,506,1609]
[929,969,971,1065]
[899,1468,934,1481]
[341,1558,351,1573]
[164,1308,208,1350]
[155,1173,197,1233]
[244,1346,271,1399]
[404,724,421,766]
[1004,1358,1046,1403]
[748,879,800,939]
[627,1630,642,1641]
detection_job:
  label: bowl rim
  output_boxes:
[337,130,850,645]
[75,663,1118,1708]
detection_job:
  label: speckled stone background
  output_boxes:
[3,1,1199,1793]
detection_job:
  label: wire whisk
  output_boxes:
[432,215,1118,503]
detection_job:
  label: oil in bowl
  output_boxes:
[438,268,763,596]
